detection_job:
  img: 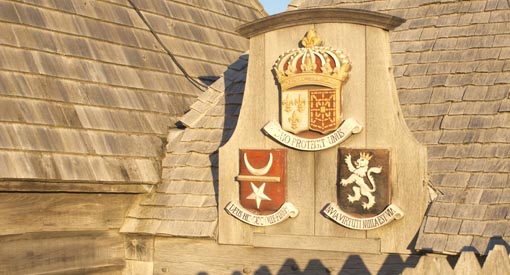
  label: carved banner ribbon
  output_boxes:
[263,118,362,151]
[226,201,299,226]
[322,203,404,230]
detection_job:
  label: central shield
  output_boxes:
[281,88,341,135]
[274,30,351,138]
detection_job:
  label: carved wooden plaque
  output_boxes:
[263,29,363,151]
[337,148,391,216]
[225,149,299,226]
[239,149,286,214]
[323,148,402,231]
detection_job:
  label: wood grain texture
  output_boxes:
[402,256,453,275]
[291,0,510,255]
[125,235,154,262]
[219,21,427,255]
[313,23,367,239]
[122,260,154,275]
[218,34,267,245]
[453,252,481,275]
[0,193,134,235]
[0,151,161,185]
[263,24,315,237]
[253,233,380,254]
[0,231,124,275]
[0,181,148,193]
[364,26,428,254]
[237,8,405,38]
[401,245,510,275]
[481,245,510,275]
[0,0,265,189]
[154,237,420,275]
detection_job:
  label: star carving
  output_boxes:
[246,182,271,209]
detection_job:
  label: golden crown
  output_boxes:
[274,29,351,91]
[359,152,373,161]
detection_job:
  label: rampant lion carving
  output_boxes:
[340,152,382,210]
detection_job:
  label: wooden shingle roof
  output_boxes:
[0,0,264,191]
[290,0,510,255]
[121,54,248,237]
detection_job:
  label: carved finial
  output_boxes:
[301,29,323,48]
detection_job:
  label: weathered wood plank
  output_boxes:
[313,22,368,240]
[0,231,124,275]
[0,181,148,193]
[0,193,134,235]
[264,24,315,237]
[218,34,267,245]
[253,233,381,254]
[219,11,427,255]
[122,260,153,275]
[364,26,429,254]
[160,34,243,65]
[154,238,420,275]
[0,151,160,184]
[5,1,155,49]
[20,0,147,28]
[0,47,195,95]
[0,95,171,134]
[0,124,164,158]
[481,245,510,275]
[453,251,481,275]
[0,72,188,115]
[0,23,176,74]
[402,255,453,275]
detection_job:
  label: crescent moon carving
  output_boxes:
[244,152,273,176]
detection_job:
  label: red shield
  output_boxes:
[309,89,339,134]
[238,149,286,214]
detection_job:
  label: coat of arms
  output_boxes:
[339,149,388,213]
[322,148,404,230]
[225,149,298,226]
[263,29,362,151]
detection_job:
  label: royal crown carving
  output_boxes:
[274,29,352,91]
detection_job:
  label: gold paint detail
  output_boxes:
[281,90,309,134]
[282,93,306,131]
[301,29,323,48]
[274,30,351,91]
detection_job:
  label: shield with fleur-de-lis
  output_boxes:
[238,149,286,214]
[275,30,351,137]
[282,88,340,135]
[263,29,363,152]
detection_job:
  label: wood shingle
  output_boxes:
[0,0,263,190]
[121,54,250,237]
[290,0,510,255]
